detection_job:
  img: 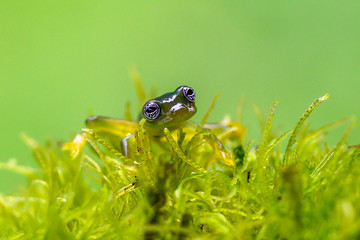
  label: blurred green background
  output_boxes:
[1,1,359,193]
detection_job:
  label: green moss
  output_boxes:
[1,91,359,240]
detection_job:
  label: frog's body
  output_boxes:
[85,86,197,154]
[86,86,196,137]
[79,85,245,166]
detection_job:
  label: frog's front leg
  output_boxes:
[121,134,135,157]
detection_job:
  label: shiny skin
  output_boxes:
[84,86,197,156]
[85,86,197,151]
[142,86,197,130]
[81,85,241,164]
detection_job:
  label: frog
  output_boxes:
[65,85,245,167]
[86,86,196,132]
[84,86,197,155]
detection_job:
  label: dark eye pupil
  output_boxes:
[182,86,195,102]
[147,107,155,112]
[186,89,193,96]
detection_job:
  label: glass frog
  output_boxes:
[65,86,246,167]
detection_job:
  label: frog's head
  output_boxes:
[142,86,197,129]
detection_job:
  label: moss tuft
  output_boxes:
[1,90,359,240]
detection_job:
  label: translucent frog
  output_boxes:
[65,85,246,167]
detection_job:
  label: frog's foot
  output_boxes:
[202,130,235,166]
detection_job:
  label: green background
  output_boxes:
[1,1,359,193]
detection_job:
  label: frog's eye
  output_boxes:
[142,101,161,120]
[182,86,196,102]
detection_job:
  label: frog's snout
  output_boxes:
[167,104,196,124]
[169,103,196,116]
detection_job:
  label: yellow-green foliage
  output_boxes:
[1,93,359,240]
